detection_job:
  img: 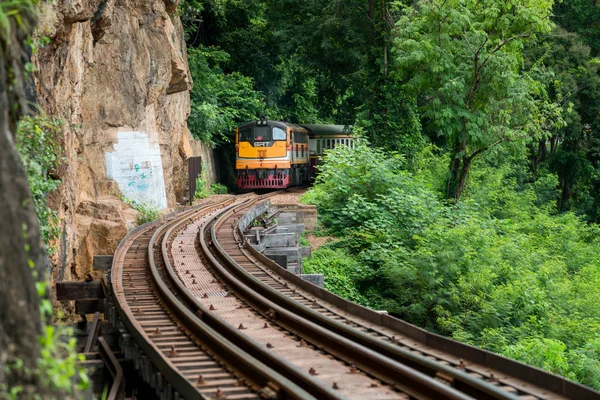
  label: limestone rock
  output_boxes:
[33,0,216,284]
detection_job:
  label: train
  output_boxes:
[235,119,354,190]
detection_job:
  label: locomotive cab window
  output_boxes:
[239,128,253,142]
[253,126,270,141]
[273,127,286,141]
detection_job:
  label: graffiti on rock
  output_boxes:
[106,131,168,209]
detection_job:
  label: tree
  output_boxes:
[524,28,600,216]
[0,0,46,395]
[394,0,558,201]
[553,0,600,56]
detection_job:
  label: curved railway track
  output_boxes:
[108,191,600,400]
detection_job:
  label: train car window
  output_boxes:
[239,128,252,142]
[296,144,299,157]
[253,126,271,141]
[273,127,286,140]
[317,139,321,154]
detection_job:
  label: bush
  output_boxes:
[210,183,228,194]
[120,196,159,225]
[303,246,370,306]
[304,143,600,389]
[194,174,209,200]
[16,115,62,253]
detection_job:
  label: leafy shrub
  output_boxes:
[305,143,600,389]
[194,174,209,200]
[16,114,62,253]
[11,114,90,398]
[210,183,228,194]
[120,196,159,225]
[302,246,370,306]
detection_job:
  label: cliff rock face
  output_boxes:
[33,0,215,286]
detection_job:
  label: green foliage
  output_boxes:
[194,163,210,199]
[302,246,370,306]
[523,27,600,219]
[0,0,38,41]
[306,144,600,388]
[553,0,600,55]
[16,114,62,253]
[194,175,209,199]
[36,325,89,395]
[187,45,272,145]
[11,115,89,399]
[394,0,561,200]
[210,182,228,194]
[120,196,160,225]
[299,233,309,247]
[177,0,203,40]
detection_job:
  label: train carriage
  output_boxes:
[235,119,353,191]
[303,124,353,176]
[236,119,310,190]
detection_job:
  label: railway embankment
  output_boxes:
[241,200,323,287]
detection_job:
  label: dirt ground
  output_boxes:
[269,187,307,204]
[305,232,336,251]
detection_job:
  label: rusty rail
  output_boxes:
[206,195,567,399]
[98,336,125,400]
[232,201,600,400]
[199,198,477,399]
[147,196,316,400]
[107,191,600,400]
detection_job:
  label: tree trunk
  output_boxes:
[528,140,548,180]
[455,156,473,202]
[559,176,572,212]
[446,139,467,201]
[0,5,45,393]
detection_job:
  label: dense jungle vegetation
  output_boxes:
[180,0,600,388]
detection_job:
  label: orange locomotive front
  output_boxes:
[236,119,310,190]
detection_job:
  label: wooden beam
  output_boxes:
[56,281,105,301]
[75,299,106,314]
[93,255,113,271]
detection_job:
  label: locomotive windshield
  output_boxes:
[273,127,286,140]
[238,126,287,142]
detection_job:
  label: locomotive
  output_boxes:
[235,119,353,190]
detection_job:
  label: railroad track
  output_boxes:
[110,196,313,400]
[109,191,600,400]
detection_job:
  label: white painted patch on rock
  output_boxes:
[106,131,168,209]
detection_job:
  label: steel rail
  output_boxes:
[161,197,347,400]
[147,196,317,400]
[237,212,600,400]
[111,206,210,400]
[98,336,125,400]
[200,200,477,400]
[210,198,526,400]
